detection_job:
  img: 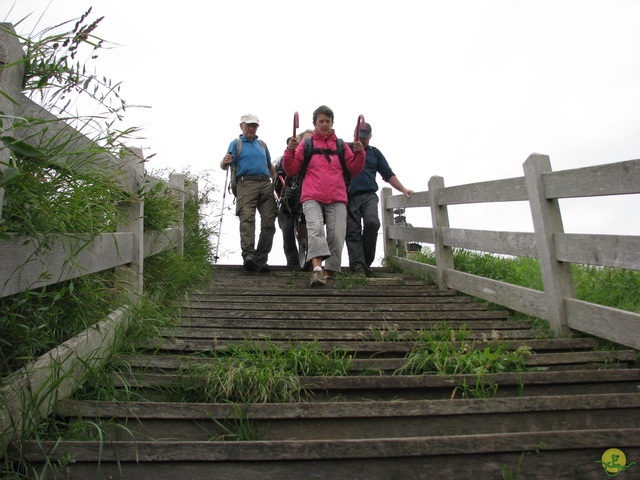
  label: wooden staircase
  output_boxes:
[21,265,640,479]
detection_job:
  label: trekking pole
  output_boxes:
[355,114,366,142]
[293,111,299,139]
[214,161,230,264]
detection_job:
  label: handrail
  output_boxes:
[0,23,194,452]
[381,154,640,350]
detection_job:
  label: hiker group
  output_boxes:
[219,105,413,287]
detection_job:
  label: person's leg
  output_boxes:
[303,201,330,287]
[255,181,277,267]
[303,200,330,262]
[345,195,366,271]
[278,210,299,266]
[323,202,347,274]
[235,181,259,266]
[360,193,381,268]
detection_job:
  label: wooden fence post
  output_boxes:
[0,24,25,218]
[169,174,185,256]
[117,147,145,297]
[380,187,396,261]
[428,176,454,289]
[523,154,573,337]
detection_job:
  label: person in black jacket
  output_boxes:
[346,122,413,276]
[273,129,313,268]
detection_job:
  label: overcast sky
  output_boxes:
[4,1,640,267]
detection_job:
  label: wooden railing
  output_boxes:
[0,24,195,448]
[381,154,640,351]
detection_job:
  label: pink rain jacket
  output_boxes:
[283,131,365,205]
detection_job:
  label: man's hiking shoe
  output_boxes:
[257,262,271,273]
[352,264,367,277]
[309,269,326,287]
[243,256,257,272]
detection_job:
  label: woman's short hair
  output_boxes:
[312,105,334,125]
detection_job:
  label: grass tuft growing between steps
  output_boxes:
[176,340,353,403]
[395,324,532,394]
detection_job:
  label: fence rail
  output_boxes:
[0,24,194,450]
[381,154,640,350]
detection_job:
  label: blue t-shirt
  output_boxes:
[349,145,395,194]
[228,135,271,176]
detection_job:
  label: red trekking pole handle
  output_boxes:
[293,111,299,139]
[355,114,365,142]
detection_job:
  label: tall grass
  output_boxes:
[176,340,353,404]
[1,10,219,477]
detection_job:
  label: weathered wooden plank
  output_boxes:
[57,393,640,420]
[443,228,537,258]
[20,450,640,480]
[177,316,520,329]
[382,190,431,209]
[199,287,454,298]
[180,309,509,321]
[436,177,528,205]
[144,227,181,258]
[446,269,548,319]
[555,233,640,270]
[566,298,640,350]
[0,232,133,298]
[186,296,473,306]
[143,328,558,352]
[22,428,640,462]
[184,297,487,316]
[543,158,640,199]
[386,225,434,243]
[166,321,530,338]
[0,306,132,451]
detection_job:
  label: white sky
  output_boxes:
[4,0,640,267]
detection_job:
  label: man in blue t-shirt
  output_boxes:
[347,122,413,276]
[220,114,277,272]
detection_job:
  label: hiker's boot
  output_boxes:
[243,256,257,272]
[309,268,326,287]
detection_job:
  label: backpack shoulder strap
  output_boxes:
[300,137,314,182]
[336,138,351,190]
[234,138,242,165]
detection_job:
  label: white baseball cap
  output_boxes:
[240,113,260,125]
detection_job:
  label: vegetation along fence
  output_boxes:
[0,24,195,449]
[381,154,640,351]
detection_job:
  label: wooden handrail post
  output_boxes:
[0,24,25,219]
[169,174,185,256]
[380,187,396,261]
[523,154,574,337]
[428,176,454,289]
[117,147,145,298]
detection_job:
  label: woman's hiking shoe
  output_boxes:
[309,269,326,287]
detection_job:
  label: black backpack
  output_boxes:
[297,137,351,192]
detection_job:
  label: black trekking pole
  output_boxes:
[214,160,230,264]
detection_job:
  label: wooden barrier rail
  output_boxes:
[381,154,640,350]
[0,23,195,450]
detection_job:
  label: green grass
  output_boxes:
[0,11,220,477]
[175,340,353,404]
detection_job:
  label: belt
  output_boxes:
[238,175,271,182]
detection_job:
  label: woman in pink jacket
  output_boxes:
[283,105,365,287]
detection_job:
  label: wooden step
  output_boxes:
[54,393,640,442]
[22,429,640,479]
[98,369,640,401]
[17,265,639,478]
